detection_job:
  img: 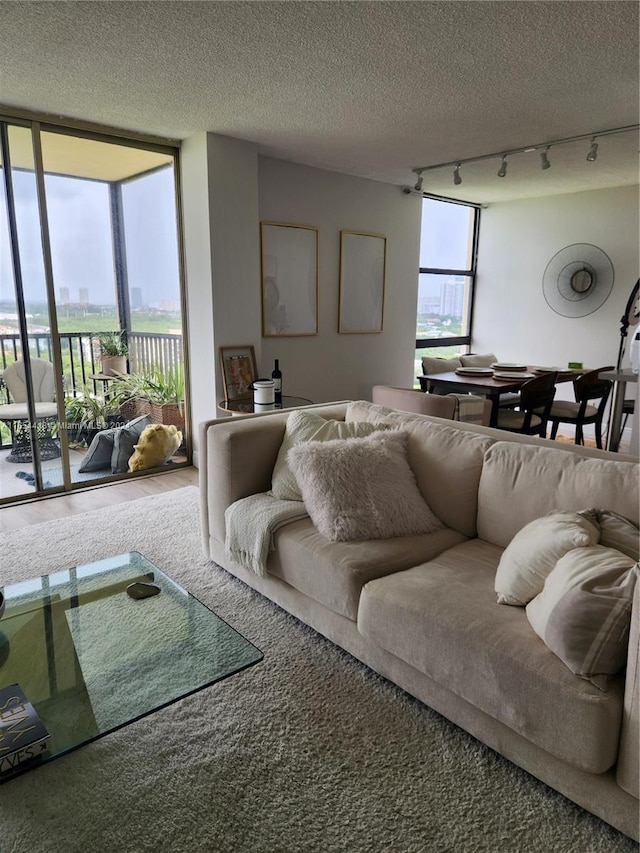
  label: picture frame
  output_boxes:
[261,222,319,337]
[219,345,257,401]
[338,230,387,333]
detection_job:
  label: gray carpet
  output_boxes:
[0,487,635,853]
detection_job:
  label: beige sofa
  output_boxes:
[199,401,639,839]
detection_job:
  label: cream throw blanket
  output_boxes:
[447,393,487,425]
[225,493,308,577]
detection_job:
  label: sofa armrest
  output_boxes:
[199,403,349,554]
[617,576,640,798]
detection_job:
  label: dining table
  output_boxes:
[417,365,583,428]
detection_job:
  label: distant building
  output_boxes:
[418,295,441,314]
[440,277,465,317]
[79,287,89,306]
[59,287,70,304]
[131,287,143,309]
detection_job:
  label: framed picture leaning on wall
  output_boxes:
[338,230,387,333]
[261,222,319,336]
[219,345,257,400]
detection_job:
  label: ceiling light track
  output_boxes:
[410,123,639,186]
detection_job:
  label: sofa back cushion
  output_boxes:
[478,441,639,548]
[346,401,492,537]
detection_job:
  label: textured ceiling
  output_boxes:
[0,1,637,203]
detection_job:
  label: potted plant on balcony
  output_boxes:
[140,365,185,431]
[96,331,128,377]
[64,388,126,446]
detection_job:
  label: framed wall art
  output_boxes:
[338,230,387,334]
[219,345,257,400]
[261,222,318,337]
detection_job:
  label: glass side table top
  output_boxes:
[219,395,312,414]
[0,552,262,778]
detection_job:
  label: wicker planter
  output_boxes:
[119,398,151,421]
[149,401,185,431]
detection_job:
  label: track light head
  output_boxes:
[497,155,508,178]
[453,164,462,186]
[587,137,598,162]
[540,147,551,170]
[414,170,424,191]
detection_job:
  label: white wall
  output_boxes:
[258,158,422,403]
[181,133,261,461]
[474,186,639,398]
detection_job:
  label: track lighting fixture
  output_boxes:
[408,123,637,189]
[540,147,551,170]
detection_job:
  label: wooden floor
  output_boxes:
[0,466,199,533]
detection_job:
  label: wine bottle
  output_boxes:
[272,359,282,406]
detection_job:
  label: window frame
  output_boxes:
[415,193,481,352]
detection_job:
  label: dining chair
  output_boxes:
[544,366,614,449]
[495,371,557,437]
[0,358,60,462]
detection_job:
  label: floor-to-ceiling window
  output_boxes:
[414,196,480,380]
[0,117,189,503]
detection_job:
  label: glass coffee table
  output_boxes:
[0,552,262,779]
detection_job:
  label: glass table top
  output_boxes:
[0,552,262,778]
[219,395,312,414]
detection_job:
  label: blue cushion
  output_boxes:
[78,429,119,473]
[110,415,152,473]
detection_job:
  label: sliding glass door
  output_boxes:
[0,118,189,503]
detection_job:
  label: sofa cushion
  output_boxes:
[270,409,390,501]
[268,518,466,621]
[357,538,624,773]
[347,402,493,537]
[477,442,639,549]
[288,430,443,542]
[494,511,600,606]
[526,546,638,688]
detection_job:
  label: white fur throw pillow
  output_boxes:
[287,430,443,542]
[270,410,390,501]
[494,511,600,606]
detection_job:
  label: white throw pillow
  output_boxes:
[288,430,444,542]
[494,511,600,606]
[526,546,638,688]
[579,508,639,561]
[270,409,390,501]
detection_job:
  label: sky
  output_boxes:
[0,166,180,308]
[418,197,474,299]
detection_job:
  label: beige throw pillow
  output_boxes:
[494,511,600,605]
[526,546,638,688]
[270,409,390,501]
[287,430,444,542]
[579,508,639,561]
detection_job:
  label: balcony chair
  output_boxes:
[544,366,614,449]
[495,371,557,437]
[0,358,60,463]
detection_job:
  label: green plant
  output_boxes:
[137,365,185,409]
[64,387,124,432]
[96,331,128,357]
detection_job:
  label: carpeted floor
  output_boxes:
[0,487,635,853]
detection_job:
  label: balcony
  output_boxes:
[0,331,186,496]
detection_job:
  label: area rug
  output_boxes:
[0,487,634,853]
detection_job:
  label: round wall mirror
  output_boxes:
[570,269,593,294]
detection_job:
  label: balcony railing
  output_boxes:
[0,331,184,448]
